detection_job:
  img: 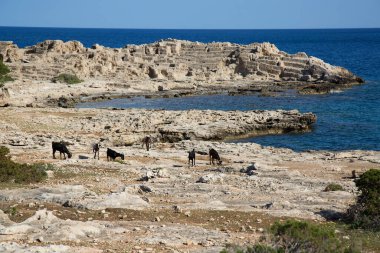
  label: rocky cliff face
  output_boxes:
[0,39,363,86]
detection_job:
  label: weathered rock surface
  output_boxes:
[1,136,378,252]
[0,185,149,211]
[0,243,98,253]
[0,209,125,241]
[0,107,378,252]
[0,39,363,106]
[1,39,362,85]
[0,209,227,252]
[0,107,316,146]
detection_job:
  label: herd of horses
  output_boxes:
[52,138,222,166]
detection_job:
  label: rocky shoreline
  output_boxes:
[0,107,316,146]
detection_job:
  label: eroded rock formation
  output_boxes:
[1,39,363,86]
[0,107,316,146]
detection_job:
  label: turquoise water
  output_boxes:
[1,27,379,151]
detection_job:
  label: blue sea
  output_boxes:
[1,27,379,151]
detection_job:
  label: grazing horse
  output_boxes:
[92,143,100,159]
[106,148,124,161]
[188,149,196,166]
[209,148,222,165]
[52,141,72,159]
[142,136,153,151]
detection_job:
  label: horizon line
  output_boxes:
[1,25,380,30]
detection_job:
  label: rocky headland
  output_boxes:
[0,39,363,107]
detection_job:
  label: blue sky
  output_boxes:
[0,0,379,29]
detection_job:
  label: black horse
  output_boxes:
[209,148,222,165]
[52,141,72,159]
[188,149,196,166]
[106,148,124,161]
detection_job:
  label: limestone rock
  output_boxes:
[196,174,225,183]
[0,39,362,88]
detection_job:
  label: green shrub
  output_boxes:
[0,61,10,76]
[5,206,18,216]
[0,146,47,184]
[246,245,280,253]
[52,73,82,84]
[0,61,13,86]
[0,75,14,86]
[346,169,380,230]
[270,220,344,252]
[222,220,359,253]
[0,146,10,158]
[324,183,344,192]
[221,244,280,253]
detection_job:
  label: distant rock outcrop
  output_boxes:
[0,39,363,86]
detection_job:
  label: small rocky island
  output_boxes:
[0,40,377,253]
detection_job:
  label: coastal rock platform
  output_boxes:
[0,107,316,146]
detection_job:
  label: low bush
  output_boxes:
[52,73,82,84]
[0,61,10,76]
[0,146,47,184]
[0,61,14,87]
[324,183,344,192]
[0,75,14,86]
[0,146,10,157]
[270,220,349,252]
[221,244,280,253]
[222,220,359,253]
[4,206,18,216]
[346,169,380,230]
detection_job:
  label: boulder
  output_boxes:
[196,174,224,183]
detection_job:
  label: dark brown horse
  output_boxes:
[209,148,222,165]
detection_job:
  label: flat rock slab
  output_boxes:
[0,185,149,210]
[0,243,100,253]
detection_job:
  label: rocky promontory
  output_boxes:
[0,39,363,107]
